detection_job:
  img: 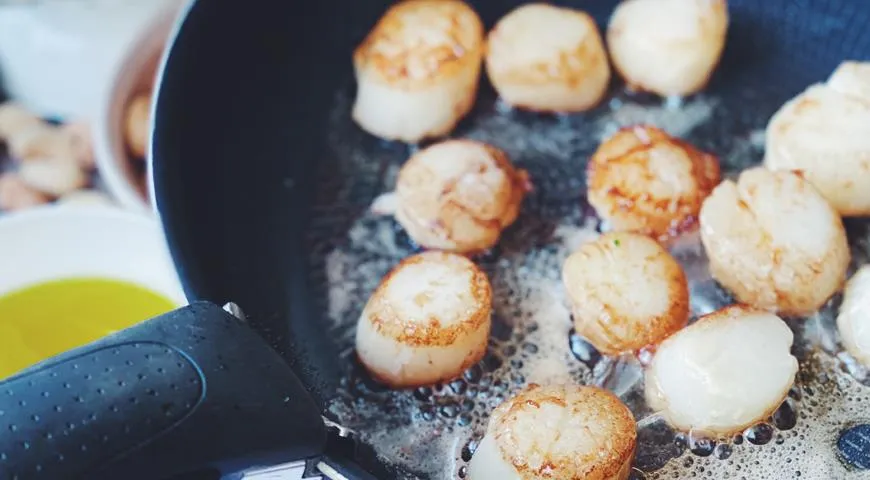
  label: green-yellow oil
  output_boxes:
[0,277,177,380]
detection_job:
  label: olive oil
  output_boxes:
[0,277,177,379]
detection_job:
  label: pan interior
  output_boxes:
[152,0,870,479]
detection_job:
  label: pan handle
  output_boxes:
[0,302,327,480]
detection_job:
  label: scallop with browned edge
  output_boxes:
[355,251,492,388]
[352,0,484,143]
[485,3,610,113]
[764,61,870,216]
[700,167,850,316]
[587,125,720,243]
[562,232,689,356]
[394,139,530,254]
[467,384,636,480]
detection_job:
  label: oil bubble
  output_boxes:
[745,423,774,445]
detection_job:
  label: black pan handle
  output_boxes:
[0,301,327,480]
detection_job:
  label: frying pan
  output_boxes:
[4,0,870,478]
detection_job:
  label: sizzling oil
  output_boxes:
[0,277,176,379]
[316,87,870,479]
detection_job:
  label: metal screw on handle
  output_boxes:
[222,302,247,322]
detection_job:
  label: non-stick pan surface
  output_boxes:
[153,0,870,478]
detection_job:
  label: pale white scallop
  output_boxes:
[485,3,610,113]
[58,190,115,207]
[355,251,492,388]
[828,61,870,101]
[352,0,484,143]
[837,266,870,367]
[764,61,870,216]
[607,0,728,97]
[699,167,850,316]
[467,384,636,480]
[6,125,86,164]
[562,232,689,355]
[394,139,529,254]
[645,306,799,435]
[19,158,89,197]
[587,125,720,243]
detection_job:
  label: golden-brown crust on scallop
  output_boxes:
[353,0,484,89]
[562,232,689,355]
[485,6,607,85]
[587,125,720,243]
[361,251,492,346]
[395,140,530,253]
[489,384,637,480]
[699,168,850,316]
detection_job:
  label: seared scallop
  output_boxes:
[355,251,492,388]
[645,306,798,435]
[764,61,870,216]
[562,232,689,356]
[837,265,870,367]
[467,384,636,480]
[352,0,484,143]
[394,139,529,254]
[699,167,850,316]
[485,3,610,113]
[587,125,720,243]
[607,0,728,97]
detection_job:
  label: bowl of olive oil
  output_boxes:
[0,204,185,379]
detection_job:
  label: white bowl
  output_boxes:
[0,0,180,119]
[0,204,186,307]
[93,3,180,214]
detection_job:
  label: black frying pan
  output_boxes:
[4,0,870,478]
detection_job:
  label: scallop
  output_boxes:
[587,125,720,243]
[125,92,152,159]
[467,384,636,480]
[485,3,610,113]
[645,305,798,435]
[60,120,96,170]
[764,61,870,216]
[0,102,43,139]
[352,0,483,143]
[19,158,89,197]
[394,139,529,254]
[562,232,689,356]
[58,189,115,207]
[828,60,870,101]
[0,173,51,211]
[355,251,491,388]
[607,0,728,97]
[699,167,850,316]
[6,125,88,164]
[837,265,870,367]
